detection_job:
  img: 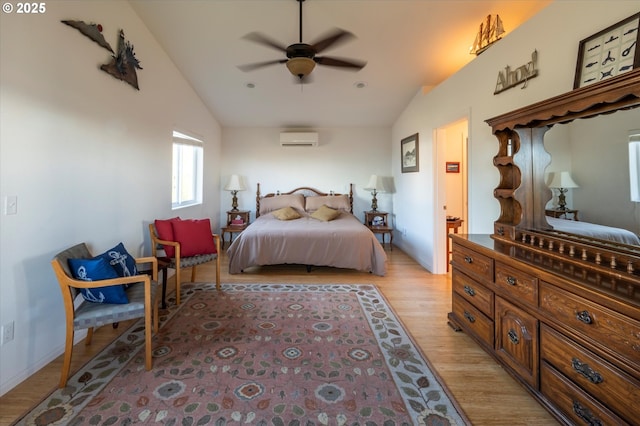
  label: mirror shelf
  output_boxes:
[485,69,640,296]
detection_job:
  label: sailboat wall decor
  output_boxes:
[470,14,505,55]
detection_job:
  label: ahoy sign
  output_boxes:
[494,50,539,94]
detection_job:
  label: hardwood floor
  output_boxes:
[0,246,559,425]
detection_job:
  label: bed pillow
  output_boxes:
[305,194,350,212]
[272,206,302,220]
[68,257,129,304]
[311,205,341,222]
[172,218,217,257]
[259,194,305,215]
[154,217,181,257]
[95,242,137,277]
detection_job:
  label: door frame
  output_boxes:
[434,117,468,274]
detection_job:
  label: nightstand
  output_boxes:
[545,208,579,221]
[446,218,463,272]
[221,210,250,248]
[364,211,393,250]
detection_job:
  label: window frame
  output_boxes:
[172,130,204,210]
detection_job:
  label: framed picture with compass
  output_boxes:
[573,12,640,89]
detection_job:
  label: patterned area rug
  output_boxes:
[16,284,469,425]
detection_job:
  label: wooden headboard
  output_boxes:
[255,183,354,217]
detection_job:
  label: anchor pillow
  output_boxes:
[95,242,138,277]
[68,257,129,304]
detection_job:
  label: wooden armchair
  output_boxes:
[51,243,159,388]
[149,220,221,305]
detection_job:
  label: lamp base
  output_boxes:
[557,188,568,210]
[370,190,378,212]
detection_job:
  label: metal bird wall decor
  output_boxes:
[61,20,142,90]
[100,29,143,90]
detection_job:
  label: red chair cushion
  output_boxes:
[154,217,181,257]
[172,219,217,257]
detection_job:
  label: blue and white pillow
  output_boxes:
[95,242,138,277]
[68,257,129,304]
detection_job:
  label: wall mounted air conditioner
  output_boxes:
[280,132,318,147]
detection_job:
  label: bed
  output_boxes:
[227,184,388,275]
[547,216,640,245]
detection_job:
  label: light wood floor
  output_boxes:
[0,245,559,425]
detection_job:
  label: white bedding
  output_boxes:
[547,216,640,245]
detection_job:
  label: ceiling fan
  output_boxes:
[238,0,367,82]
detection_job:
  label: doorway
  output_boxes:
[435,118,468,274]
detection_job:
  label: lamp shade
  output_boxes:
[548,171,579,189]
[224,174,246,192]
[364,175,386,192]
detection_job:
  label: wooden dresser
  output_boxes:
[448,234,640,426]
[448,70,640,425]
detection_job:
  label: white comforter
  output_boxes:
[547,216,640,245]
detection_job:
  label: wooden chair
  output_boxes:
[51,243,159,388]
[149,223,221,305]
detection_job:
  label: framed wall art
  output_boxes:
[401,133,419,173]
[446,162,460,173]
[573,12,640,89]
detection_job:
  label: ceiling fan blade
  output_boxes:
[310,28,355,54]
[315,56,367,70]
[238,59,287,72]
[242,32,288,53]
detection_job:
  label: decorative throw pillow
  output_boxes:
[311,204,341,222]
[154,217,181,257]
[272,206,302,220]
[171,218,217,257]
[95,242,137,277]
[68,257,129,304]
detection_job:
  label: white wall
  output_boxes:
[220,127,392,224]
[0,1,221,395]
[391,1,640,273]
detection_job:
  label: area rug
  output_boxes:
[15,284,469,425]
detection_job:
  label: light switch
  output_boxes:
[4,196,17,215]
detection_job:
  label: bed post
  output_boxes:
[256,183,261,218]
[349,183,354,213]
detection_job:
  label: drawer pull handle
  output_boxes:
[576,310,593,324]
[507,329,519,344]
[464,256,473,264]
[463,311,475,323]
[463,285,476,296]
[506,276,516,285]
[572,401,603,426]
[572,358,604,384]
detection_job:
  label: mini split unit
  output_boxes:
[280,132,318,147]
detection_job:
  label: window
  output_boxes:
[172,130,203,209]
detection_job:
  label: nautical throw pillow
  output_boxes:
[95,242,137,277]
[311,204,340,222]
[154,217,181,257]
[67,257,129,304]
[172,218,217,257]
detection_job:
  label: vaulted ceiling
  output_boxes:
[130,0,551,128]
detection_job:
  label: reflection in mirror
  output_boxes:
[544,107,640,246]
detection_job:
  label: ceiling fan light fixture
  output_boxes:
[286,57,316,78]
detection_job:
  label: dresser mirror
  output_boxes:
[544,106,640,244]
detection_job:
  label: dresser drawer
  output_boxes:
[452,292,494,349]
[540,324,640,423]
[495,296,539,388]
[452,269,494,317]
[539,282,640,372]
[451,244,493,282]
[494,261,538,307]
[541,362,630,426]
